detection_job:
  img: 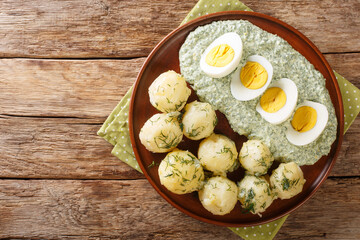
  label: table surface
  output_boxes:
[0,0,359,239]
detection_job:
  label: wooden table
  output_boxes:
[0,0,359,239]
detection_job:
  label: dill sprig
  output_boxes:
[281,173,300,191]
[256,157,268,167]
[241,188,256,214]
[154,130,181,150]
[187,125,205,138]
[216,146,234,160]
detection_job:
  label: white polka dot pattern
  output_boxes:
[335,72,360,133]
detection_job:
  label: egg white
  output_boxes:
[200,32,243,78]
[230,55,273,101]
[256,78,298,125]
[286,100,329,146]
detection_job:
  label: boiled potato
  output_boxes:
[199,176,238,215]
[158,149,204,194]
[270,162,306,199]
[198,133,238,175]
[239,140,274,176]
[148,70,191,113]
[238,175,273,215]
[182,101,217,140]
[139,112,182,153]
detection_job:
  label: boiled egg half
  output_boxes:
[200,32,243,78]
[256,78,298,125]
[231,55,273,101]
[286,100,329,146]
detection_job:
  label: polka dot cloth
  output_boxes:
[228,217,288,240]
[335,72,360,132]
[97,86,142,173]
[181,0,251,25]
[98,1,360,239]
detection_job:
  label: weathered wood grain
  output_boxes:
[0,58,143,118]
[0,116,144,180]
[0,0,198,58]
[0,178,358,239]
[246,0,360,54]
[331,117,360,177]
[324,53,360,87]
[0,0,358,58]
[1,54,359,119]
[0,116,358,179]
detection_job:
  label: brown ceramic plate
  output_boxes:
[129,11,344,227]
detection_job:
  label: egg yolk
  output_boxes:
[240,62,268,89]
[260,87,287,113]
[291,106,317,132]
[205,44,235,67]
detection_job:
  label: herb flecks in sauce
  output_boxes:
[179,20,337,166]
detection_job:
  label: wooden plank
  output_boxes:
[0,58,144,118]
[246,0,360,54]
[331,117,360,177]
[325,53,360,86]
[0,116,144,180]
[1,54,359,119]
[0,0,198,58]
[0,178,358,239]
[0,0,358,58]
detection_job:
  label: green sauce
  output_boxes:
[179,20,337,165]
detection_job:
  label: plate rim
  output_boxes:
[129,10,344,227]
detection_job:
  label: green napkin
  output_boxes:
[98,0,360,239]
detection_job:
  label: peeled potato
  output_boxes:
[198,133,238,175]
[238,175,274,215]
[239,140,274,176]
[158,149,204,194]
[148,70,191,113]
[182,101,217,140]
[270,162,306,200]
[199,176,238,215]
[139,112,182,153]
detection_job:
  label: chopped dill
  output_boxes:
[226,182,232,191]
[266,186,271,196]
[281,173,300,191]
[282,175,290,190]
[174,100,186,111]
[154,130,181,149]
[166,97,172,104]
[256,157,268,167]
[164,173,173,178]
[213,117,218,127]
[148,161,155,168]
[241,188,256,214]
[179,122,184,131]
[186,153,196,162]
[182,177,190,183]
[187,125,205,138]
[149,116,160,125]
[216,146,234,160]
